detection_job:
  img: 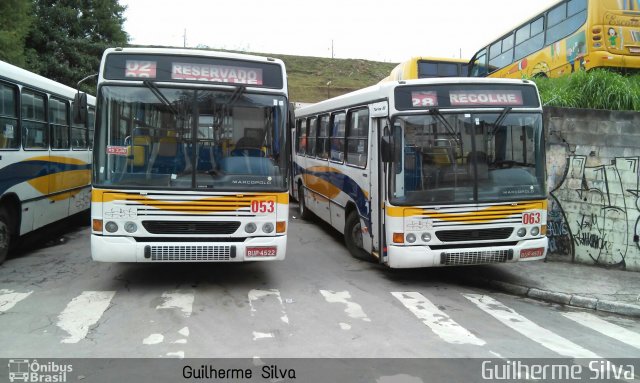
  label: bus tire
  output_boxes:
[0,207,11,264]
[345,211,373,262]
[298,185,311,220]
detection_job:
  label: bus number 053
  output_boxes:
[522,212,541,225]
[251,200,275,213]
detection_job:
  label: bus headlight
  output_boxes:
[531,227,540,236]
[262,222,274,233]
[124,221,138,233]
[421,233,432,242]
[517,228,527,237]
[245,223,257,233]
[406,233,416,243]
[105,221,118,233]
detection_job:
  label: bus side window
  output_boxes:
[50,97,70,150]
[21,89,48,149]
[330,111,346,162]
[0,82,19,149]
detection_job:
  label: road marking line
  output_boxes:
[392,291,486,346]
[562,311,640,350]
[463,294,600,358]
[320,290,371,325]
[58,291,115,344]
[248,289,289,324]
[253,331,275,340]
[166,351,184,358]
[156,290,194,317]
[143,333,164,345]
[0,289,32,313]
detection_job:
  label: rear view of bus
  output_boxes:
[87,48,289,262]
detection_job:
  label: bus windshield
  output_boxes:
[94,85,288,192]
[390,111,545,205]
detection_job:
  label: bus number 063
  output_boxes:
[522,212,541,225]
[251,200,275,213]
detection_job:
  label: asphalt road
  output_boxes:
[0,208,639,361]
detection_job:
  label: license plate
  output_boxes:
[629,47,640,54]
[520,247,545,259]
[246,247,277,257]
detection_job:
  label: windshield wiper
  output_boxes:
[491,106,512,135]
[428,107,457,138]
[228,84,246,106]
[143,80,178,115]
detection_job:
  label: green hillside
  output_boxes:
[250,52,398,103]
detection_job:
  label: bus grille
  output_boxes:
[142,221,240,235]
[440,249,513,266]
[435,228,513,242]
[149,245,233,261]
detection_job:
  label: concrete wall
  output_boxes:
[544,107,640,271]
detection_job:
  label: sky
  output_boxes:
[119,0,560,63]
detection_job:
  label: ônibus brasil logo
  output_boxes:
[8,359,72,382]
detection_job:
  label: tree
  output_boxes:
[0,0,33,66]
[25,0,129,93]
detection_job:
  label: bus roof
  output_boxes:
[477,0,564,51]
[296,77,538,117]
[101,47,286,68]
[404,56,469,63]
[0,60,96,102]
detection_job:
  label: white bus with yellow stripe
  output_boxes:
[77,48,289,262]
[0,60,95,264]
[293,78,547,268]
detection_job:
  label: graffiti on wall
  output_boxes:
[548,154,640,269]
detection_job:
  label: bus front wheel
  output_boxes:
[0,207,10,264]
[345,211,373,262]
[298,185,311,220]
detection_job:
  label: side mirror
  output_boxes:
[73,92,88,125]
[381,135,393,163]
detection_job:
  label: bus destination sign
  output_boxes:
[398,84,537,110]
[411,91,438,107]
[449,90,523,106]
[171,63,263,85]
[104,53,283,88]
[125,60,157,78]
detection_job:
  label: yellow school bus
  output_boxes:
[379,57,469,83]
[469,0,640,78]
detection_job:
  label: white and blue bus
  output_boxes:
[74,48,290,262]
[293,78,548,268]
[0,60,95,264]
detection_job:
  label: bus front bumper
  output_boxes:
[91,235,287,262]
[386,237,548,268]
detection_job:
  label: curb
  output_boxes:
[469,277,640,318]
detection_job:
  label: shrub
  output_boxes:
[532,70,640,111]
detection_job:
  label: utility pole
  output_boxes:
[183,28,187,48]
[331,40,334,59]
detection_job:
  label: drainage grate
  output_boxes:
[440,249,513,265]
[147,245,234,261]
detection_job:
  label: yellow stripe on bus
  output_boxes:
[304,165,369,200]
[387,200,547,222]
[93,190,288,209]
[303,174,342,199]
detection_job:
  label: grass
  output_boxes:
[237,51,397,103]
[533,70,640,111]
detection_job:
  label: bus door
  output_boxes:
[368,102,388,261]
